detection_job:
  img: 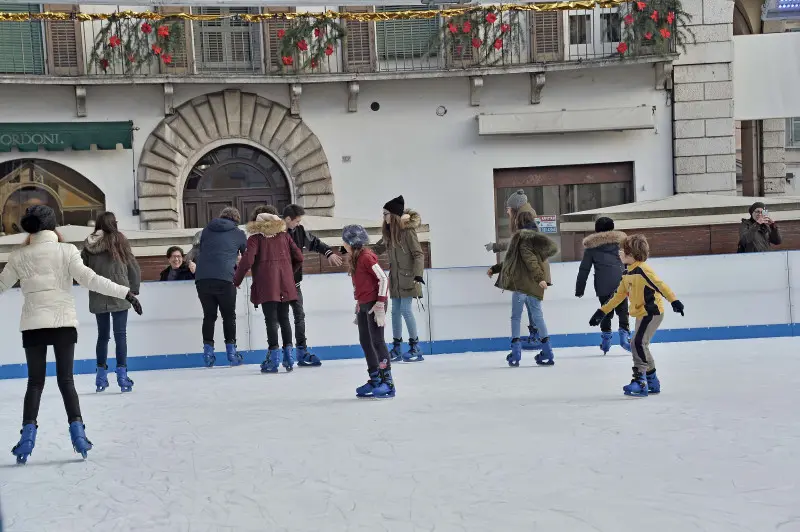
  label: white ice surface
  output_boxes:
[1,337,799,532]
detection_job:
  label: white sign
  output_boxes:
[536,215,557,234]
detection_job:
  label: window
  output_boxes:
[376,6,440,62]
[0,4,44,74]
[600,12,621,43]
[192,7,262,73]
[788,117,800,148]
[569,14,591,45]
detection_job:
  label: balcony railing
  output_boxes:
[0,6,676,79]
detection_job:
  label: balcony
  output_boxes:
[0,4,677,85]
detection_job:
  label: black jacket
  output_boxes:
[288,224,332,285]
[159,264,195,281]
[737,218,781,253]
[575,230,627,298]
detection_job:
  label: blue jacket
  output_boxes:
[575,230,628,298]
[194,218,247,283]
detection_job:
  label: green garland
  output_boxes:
[435,8,524,66]
[619,0,693,56]
[277,18,346,71]
[88,19,183,75]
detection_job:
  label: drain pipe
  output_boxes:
[668,71,677,195]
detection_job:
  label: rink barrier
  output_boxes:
[0,250,796,379]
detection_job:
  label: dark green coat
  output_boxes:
[81,232,141,314]
[491,228,557,300]
[373,209,424,298]
[737,218,781,253]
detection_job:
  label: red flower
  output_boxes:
[127,54,136,62]
[162,54,172,64]
[617,42,628,54]
[282,56,293,66]
[650,10,659,21]
[314,27,321,38]
[109,35,121,48]
[324,44,334,56]
[100,58,109,70]
[157,25,170,38]
[667,11,675,24]
[151,44,162,55]
[500,23,510,33]
[493,38,503,50]
[486,12,497,24]
[297,39,308,51]
[644,31,653,39]
[636,1,646,10]
[141,22,152,34]
[623,14,634,24]
[660,28,671,38]
[462,21,472,33]
[471,37,482,48]
[455,44,463,54]
[448,22,458,34]
[277,29,286,39]
[311,59,318,68]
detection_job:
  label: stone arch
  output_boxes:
[137,89,334,229]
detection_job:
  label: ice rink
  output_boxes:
[1,336,799,532]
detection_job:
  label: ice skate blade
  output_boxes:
[96,386,106,392]
[535,360,555,366]
[623,391,648,397]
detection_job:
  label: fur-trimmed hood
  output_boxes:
[82,230,120,255]
[399,209,422,230]
[517,229,558,258]
[246,213,287,238]
[582,230,627,249]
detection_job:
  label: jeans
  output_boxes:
[390,297,418,340]
[511,292,548,339]
[598,294,630,332]
[95,310,128,367]
[289,285,307,348]
[262,301,293,349]
[358,301,392,373]
[23,343,82,424]
[196,279,237,346]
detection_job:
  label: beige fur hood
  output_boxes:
[582,230,627,249]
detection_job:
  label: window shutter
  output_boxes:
[376,6,440,60]
[530,11,563,62]
[193,6,262,73]
[444,4,474,67]
[791,117,800,147]
[158,6,191,73]
[44,4,82,75]
[342,6,376,73]
[0,4,45,74]
[263,7,293,72]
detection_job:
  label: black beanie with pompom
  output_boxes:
[20,205,57,234]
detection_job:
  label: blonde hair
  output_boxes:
[381,213,404,249]
[622,234,649,262]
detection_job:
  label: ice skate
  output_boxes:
[619,328,632,352]
[282,345,296,372]
[534,338,555,366]
[521,326,542,350]
[623,368,649,397]
[202,344,216,368]
[402,337,424,362]
[372,369,396,398]
[356,370,382,398]
[260,348,281,373]
[506,339,522,367]
[115,366,134,393]
[600,331,613,355]
[296,346,322,367]
[95,365,109,392]
[69,421,93,459]
[646,370,661,394]
[11,423,37,465]
[225,343,243,367]
[389,338,403,362]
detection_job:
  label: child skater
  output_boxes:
[373,195,425,362]
[488,210,558,367]
[3,205,142,464]
[234,211,304,373]
[343,225,395,398]
[575,216,631,354]
[589,234,684,396]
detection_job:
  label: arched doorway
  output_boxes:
[182,144,291,228]
[0,159,105,235]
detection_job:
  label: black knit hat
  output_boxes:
[383,195,405,217]
[749,201,766,216]
[20,205,57,234]
[595,217,615,233]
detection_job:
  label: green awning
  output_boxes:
[0,121,133,152]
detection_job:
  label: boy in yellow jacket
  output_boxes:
[589,235,685,397]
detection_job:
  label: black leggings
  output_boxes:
[598,294,630,333]
[262,302,293,349]
[357,302,392,374]
[23,343,82,425]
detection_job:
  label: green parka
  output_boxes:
[490,227,557,300]
[373,209,424,298]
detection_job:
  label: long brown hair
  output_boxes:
[514,211,537,233]
[93,212,133,264]
[347,247,364,276]
[381,213,404,249]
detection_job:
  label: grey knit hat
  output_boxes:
[342,224,370,249]
[20,205,57,234]
[506,189,528,210]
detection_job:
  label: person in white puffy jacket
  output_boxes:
[2,205,143,465]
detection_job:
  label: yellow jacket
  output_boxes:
[601,261,677,318]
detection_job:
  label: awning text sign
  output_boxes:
[0,122,133,152]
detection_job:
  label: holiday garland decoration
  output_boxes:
[87,19,184,74]
[619,0,692,56]
[276,18,346,71]
[435,8,524,66]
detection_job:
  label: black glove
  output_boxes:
[575,291,583,298]
[126,292,143,315]
[671,300,684,316]
[414,276,425,284]
[589,309,606,327]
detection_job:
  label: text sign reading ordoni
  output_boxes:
[0,122,134,152]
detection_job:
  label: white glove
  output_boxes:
[369,301,386,328]
[484,242,495,252]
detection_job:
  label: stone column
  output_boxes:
[672,0,736,195]
[762,118,787,195]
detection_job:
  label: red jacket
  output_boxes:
[352,248,389,304]
[233,216,303,305]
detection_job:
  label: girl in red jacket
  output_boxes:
[342,224,395,398]
[233,212,303,373]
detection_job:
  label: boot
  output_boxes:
[69,421,93,459]
[356,370,382,398]
[372,369,396,398]
[600,331,613,355]
[402,337,424,362]
[260,348,282,374]
[11,423,37,465]
[619,328,632,352]
[623,367,649,397]
[534,337,555,366]
[506,338,522,367]
[296,346,322,367]
[390,338,403,362]
[282,345,296,372]
[202,344,216,368]
[115,366,134,393]
[521,326,542,350]
[95,364,109,392]
[226,343,243,367]
[646,370,661,394]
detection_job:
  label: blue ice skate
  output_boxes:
[623,368,649,397]
[619,328,632,352]
[356,371,382,397]
[69,421,93,459]
[115,366,134,393]
[506,339,522,367]
[260,348,281,374]
[95,365,109,392]
[521,326,542,350]
[600,331,613,355]
[372,369,396,398]
[534,339,555,366]
[11,424,37,465]
[202,344,216,368]
[646,370,661,394]
[402,337,424,362]
[296,346,322,367]
[390,338,403,362]
[226,343,243,367]
[282,345,296,372]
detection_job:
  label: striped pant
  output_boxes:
[631,314,664,374]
